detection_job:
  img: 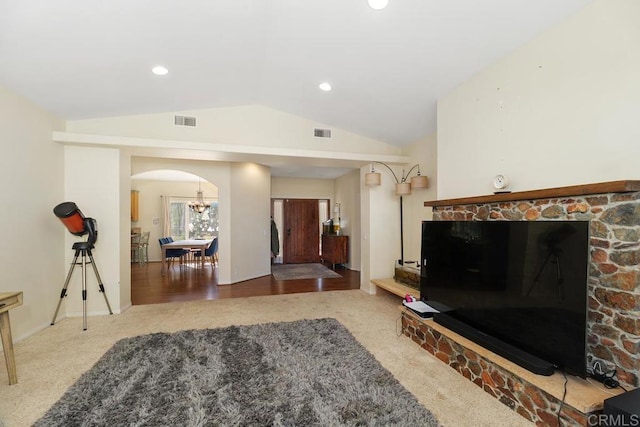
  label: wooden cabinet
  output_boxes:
[321,234,348,267]
[131,190,139,221]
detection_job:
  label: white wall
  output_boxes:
[66,105,401,157]
[402,134,437,264]
[0,85,65,341]
[119,152,132,310]
[358,134,437,288]
[63,146,125,316]
[334,170,361,271]
[359,167,372,291]
[271,177,334,200]
[437,0,640,198]
[361,164,405,293]
[229,163,271,283]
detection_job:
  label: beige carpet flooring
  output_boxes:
[0,290,532,427]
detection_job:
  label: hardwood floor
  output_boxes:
[131,261,361,305]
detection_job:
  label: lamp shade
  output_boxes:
[365,172,381,186]
[395,182,411,195]
[410,174,429,189]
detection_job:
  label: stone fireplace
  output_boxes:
[425,180,639,390]
[394,181,640,425]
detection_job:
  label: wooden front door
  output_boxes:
[283,199,320,264]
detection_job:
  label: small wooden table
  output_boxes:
[0,291,23,385]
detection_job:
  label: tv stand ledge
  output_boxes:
[371,278,417,298]
[401,308,621,425]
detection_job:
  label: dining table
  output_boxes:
[161,239,213,275]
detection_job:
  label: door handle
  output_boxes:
[287,228,291,236]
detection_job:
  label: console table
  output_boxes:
[321,234,348,268]
[0,291,23,385]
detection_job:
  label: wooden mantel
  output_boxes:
[424,180,640,208]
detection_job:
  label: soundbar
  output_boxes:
[433,312,555,376]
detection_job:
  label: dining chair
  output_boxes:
[159,237,188,269]
[137,231,150,265]
[131,235,141,264]
[194,237,218,267]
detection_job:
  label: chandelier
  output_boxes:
[188,179,211,214]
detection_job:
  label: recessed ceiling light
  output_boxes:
[368,0,389,10]
[152,65,169,76]
[319,82,332,92]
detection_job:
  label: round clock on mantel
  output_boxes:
[492,174,510,193]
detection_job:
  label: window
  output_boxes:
[169,197,219,240]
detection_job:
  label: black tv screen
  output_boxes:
[420,220,589,378]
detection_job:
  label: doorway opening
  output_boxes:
[271,199,329,264]
[130,170,219,268]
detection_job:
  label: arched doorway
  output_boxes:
[130,169,218,264]
[130,169,219,304]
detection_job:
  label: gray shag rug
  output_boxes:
[271,263,342,280]
[35,318,439,426]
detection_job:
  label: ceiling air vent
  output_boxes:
[314,128,332,138]
[174,115,197,127]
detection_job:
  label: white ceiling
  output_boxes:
[1,0,592,149]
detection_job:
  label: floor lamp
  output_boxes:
[364,162,429,265]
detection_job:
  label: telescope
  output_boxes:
[53,202,98,245]
[51,202,112,330]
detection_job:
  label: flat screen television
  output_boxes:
[420,220,589,378]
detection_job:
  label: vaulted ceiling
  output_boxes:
[1,0,592,148]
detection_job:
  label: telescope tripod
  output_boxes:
[51,241,113,330]
[526,246,564,300]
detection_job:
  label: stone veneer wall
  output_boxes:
[401,312,595,426]
[431,192,640,388]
